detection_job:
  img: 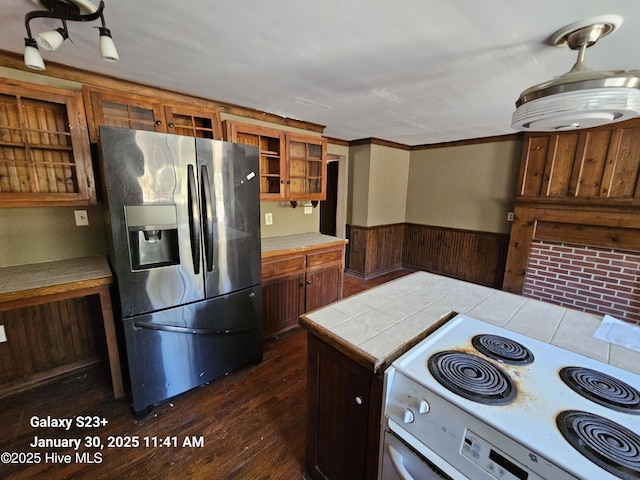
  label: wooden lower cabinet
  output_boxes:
[262,270,306,337]
[261,244,344,338]
[305,247,344,312]
[305,333,383,480]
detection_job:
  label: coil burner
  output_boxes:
[472,334,534,365]
[427,350,516,405]
[560,367,640,414]
[557,410,640,480]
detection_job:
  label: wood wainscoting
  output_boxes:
[345,224,404,278]
[346,223,510,288]
[0,296,106,397]
[403,224,510,288]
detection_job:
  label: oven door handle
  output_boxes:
[388,444,418,480]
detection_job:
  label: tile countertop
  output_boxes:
[0,256,112,303]
[261,232,348,258]
[299,271,640,376]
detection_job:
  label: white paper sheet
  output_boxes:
[593,314,640,352]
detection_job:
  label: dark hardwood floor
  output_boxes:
[0,269,414,480]
[343,268,416,297]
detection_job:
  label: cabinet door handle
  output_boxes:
[168,122,174,128]
[155,120,162,126]
[355,396,363,405]
[306,280,312,285]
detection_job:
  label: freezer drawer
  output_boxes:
[123,285,262,415]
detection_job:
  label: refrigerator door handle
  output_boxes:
[133,320,251,336]
[187,164,201,275]
[200,164,214,272]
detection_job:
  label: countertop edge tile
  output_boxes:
[299,271,640,376]
[0,256,112,302]
[261,232,348,257]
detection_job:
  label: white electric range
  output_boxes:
[381,313,640,480]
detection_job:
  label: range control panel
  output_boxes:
[462,430,530,480]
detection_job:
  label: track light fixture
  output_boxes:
[24,0,118,71]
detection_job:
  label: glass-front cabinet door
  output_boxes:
[164,104,222,139]
[83,86,164,142]
[83,86,223,143]
[224,121,286,201]
[224,121,326,202]
[0,78,95,206]
[287,132,326,202]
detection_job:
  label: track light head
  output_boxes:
[36,27,69,52]
[24,37,45,70]
[98,27,119,62]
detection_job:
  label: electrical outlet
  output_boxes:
[74,210,89,226]
[0,325,6,343]
[304,206,313,215]
[265,213,273,225]
[507,212,515,222]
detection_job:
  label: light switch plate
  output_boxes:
[74,210,89,226]
[0,325,7,343]
[265,213,273,225]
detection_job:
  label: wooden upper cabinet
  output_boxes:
[224,120,327,202]
[163,103,222,139]
[0,78,95,207]
[83,86,222,143]
[287,132,327,202]
[517,118,640,205]
[225,121,286,201]
[83,86,162,141]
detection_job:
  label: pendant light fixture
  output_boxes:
[512,15,640,131]
[23,0,118,71]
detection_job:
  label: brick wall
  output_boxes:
[522,241,640,324]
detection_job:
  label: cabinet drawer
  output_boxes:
[262,255,305,278]
[307,248,343,268]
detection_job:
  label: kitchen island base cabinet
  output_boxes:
[305,333,382,480]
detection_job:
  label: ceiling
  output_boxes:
[2,0,640,145]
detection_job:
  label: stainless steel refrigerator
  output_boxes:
[98,126,262,417]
